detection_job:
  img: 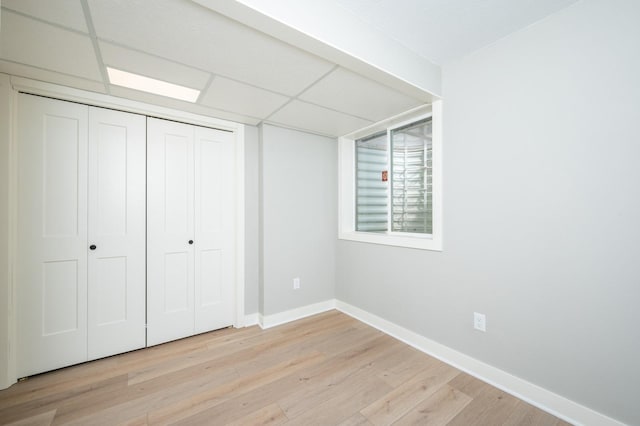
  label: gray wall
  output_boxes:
[244,125,260,316]
[336,1,640,424]
[260,124,336,316]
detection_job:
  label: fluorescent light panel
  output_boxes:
[106,67,200,102]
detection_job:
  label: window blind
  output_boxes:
[356,132,388,232]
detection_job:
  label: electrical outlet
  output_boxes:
[474,312,486,332]
[293,277,300,290]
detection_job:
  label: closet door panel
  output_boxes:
[147,118,195,346]
[194,127,235,333]
[87,107,146,360]
[17,94,89,377]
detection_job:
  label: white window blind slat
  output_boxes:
[356,132,388,232]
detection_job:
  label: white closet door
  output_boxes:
[194,127,235,333]
[147,117,195,346]
[87,107,146,360]
[17,95,89,377]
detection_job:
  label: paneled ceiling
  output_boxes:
[0,0,577,137]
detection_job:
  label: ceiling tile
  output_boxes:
[0,11,102,81]
[109,86,261,126]
[0,60,107,94]
[299,67,424,122]
[2,0,88,33]
[88,0,334,96]
[268,100,372,137]
[200,77,289,119]
[100,42,210,90]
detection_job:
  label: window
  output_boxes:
[356,118,432,234]
[339,103,441,250]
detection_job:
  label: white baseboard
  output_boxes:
[243,313,259,327]
[335,300,624,426]
[259,299,336,329]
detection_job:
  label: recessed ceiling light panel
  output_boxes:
[106,67,200,102]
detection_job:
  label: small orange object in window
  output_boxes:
[382,170,388,182]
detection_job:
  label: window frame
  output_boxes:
[338,101,442,251]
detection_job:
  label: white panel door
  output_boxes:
[147,117,195,346]
[17,94,89,377]
[87,107,146,360]
[194,127,235,333]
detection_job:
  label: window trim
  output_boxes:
[338,101,442,251]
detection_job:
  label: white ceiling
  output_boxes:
[333,0,579,65]
[0,0,577,137]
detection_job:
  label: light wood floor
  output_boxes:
[0,311,571,425]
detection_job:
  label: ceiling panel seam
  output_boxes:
[260,120,338,140]
[261,64,337,123]
[197,74,217,104]
[293,100,380,124]
[80,0,109,95]
[93,37,302,100]
[0,57,265,123]
[259,64,379,125]
[0,6,89,35]
[0,58,104,86]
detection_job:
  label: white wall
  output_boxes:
[244,125,259,315]
[260,124,336,316]
[336,1,640,424]
[0,74,13,389]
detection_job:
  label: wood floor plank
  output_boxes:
[0,311,571,426]
[224,403,288,426]
[281,359,383,421]
[292,323,378,358]
[4,409,56,426]
[360,361,459,425]
[0,374,127,425]
[127,328,275,386]
[159,338,383,424]
[375,348,437,388]
[118,413,148,426]
[126,326,262,385]
[447,386,521,426]
[393,384,472,425]
[157,334,399,425]
[51,367,238,425]
[337,413,373,426]
[146,350,326,425]
[50,347,252,425]
[282,374,392,425]
[169,332,396,425]
[0,326,251,411]
[503,400,570,426]
[276,335,404,420]
[0,357,121,411]
[160,371,300,425]
[447,371,488,399]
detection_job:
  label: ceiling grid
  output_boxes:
[0,0,577,137]
[79,0,109,95]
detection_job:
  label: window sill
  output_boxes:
[338,231,442,251]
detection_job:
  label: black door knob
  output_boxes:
[188,240,194,245]
[89,244,97,250]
